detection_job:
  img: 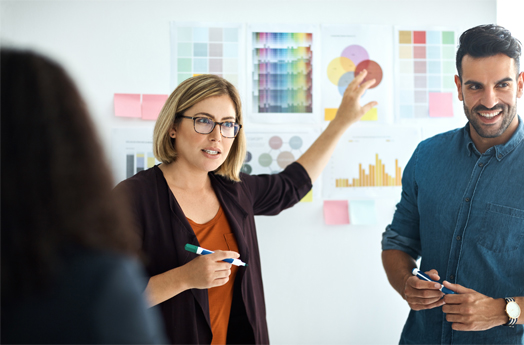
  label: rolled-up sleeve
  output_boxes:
[381,145,422,260]
[242,162,312,216]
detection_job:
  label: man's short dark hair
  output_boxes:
[456,24,521,80]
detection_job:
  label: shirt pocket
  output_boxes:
[477,203,524,253]
[223,233,239,253]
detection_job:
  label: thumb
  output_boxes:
[443,280,472,294]
[361,101,378,115]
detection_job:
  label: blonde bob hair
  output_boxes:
[153,74,246,182]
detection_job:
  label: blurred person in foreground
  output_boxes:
[0,48,166,344]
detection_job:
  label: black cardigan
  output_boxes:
[115,162,312,344]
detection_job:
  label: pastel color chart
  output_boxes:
[396,28,457,119]
[251,32,313,113]
[171,23,242,90]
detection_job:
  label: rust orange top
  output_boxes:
[187,206,239,345]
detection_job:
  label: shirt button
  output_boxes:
[456,235,462,241]
[478,163,484,167]
[465,197,470,202]
[450,275,455,280]
[498,154,502,159]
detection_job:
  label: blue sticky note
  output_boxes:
[349,200,377,225]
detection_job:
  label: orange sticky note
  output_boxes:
[114,93,141,118]
[323,200,350,225]
[142,94,169,120]
[325,108,338,121]
[429,92,454,118]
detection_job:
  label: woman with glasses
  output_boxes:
[115,72,376,344]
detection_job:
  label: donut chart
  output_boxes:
[327,45,383,95]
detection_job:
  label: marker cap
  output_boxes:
[185,243,199,254]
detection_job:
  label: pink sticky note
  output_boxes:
[114,93,141,118]
[142,94,169,120]
[323,200,350,225]
[429,92,454,118]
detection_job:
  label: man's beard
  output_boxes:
[463,100,517,139]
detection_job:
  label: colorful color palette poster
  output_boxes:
[248,24,318,124]
[111,127,160,185]
[322,125,421,198]
[321,25,393,123]
[395,27,461,120]
[170,22,244,94]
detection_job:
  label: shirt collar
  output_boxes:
[464,115,524,160]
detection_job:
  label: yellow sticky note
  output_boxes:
[193,74,202,77]
[325,107,377,122]
[324,108,338,121]
[361,107,378,121]
[300,190,313,203]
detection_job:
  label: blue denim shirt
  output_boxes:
[382,116,524,344]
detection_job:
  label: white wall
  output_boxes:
[1,1,497,343]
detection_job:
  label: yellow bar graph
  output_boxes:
[335,154,403,188]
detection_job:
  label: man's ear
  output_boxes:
[455,75,463,101]
[517,71,524,98]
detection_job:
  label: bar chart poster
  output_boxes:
[170,22,245,94]
[321,25,393,123]
[248,24,318,123]
[322,125,421,198]
[111,127,160,184]
[395,27,462,121]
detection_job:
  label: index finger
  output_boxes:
[347,69,368,90]
[408,275,442,290]
[210,250,240,260]
[356,78,376,98]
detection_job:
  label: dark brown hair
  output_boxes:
[456,24,522,80]
[1,49,139,296]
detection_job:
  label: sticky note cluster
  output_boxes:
[323,199,377,225]
[114,93,169,120]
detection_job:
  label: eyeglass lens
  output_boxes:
[194,118,239,138]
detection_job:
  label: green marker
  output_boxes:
[185,244,247,267]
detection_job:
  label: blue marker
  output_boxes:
[185,244,247,267]
[412,268,455,294]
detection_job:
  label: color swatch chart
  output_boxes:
[321,25,393,123]
[323,126,420,198]
[170,23,242,90]
[396,28,458,119]
[251,32,313,114]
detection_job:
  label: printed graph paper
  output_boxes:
[395,27,460,120]
[170,22,244,92]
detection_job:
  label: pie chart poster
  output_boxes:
[321,25,393,123]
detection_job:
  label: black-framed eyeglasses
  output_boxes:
[178,115,242,138]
